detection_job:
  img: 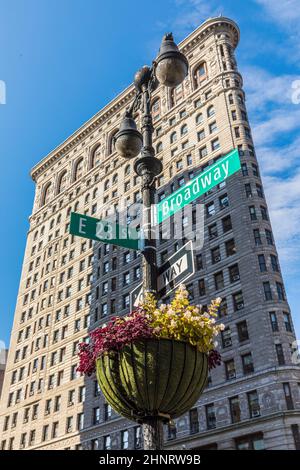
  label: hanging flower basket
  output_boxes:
[96,338,208,422]
[78,285,224,423]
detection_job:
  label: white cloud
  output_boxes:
[255,0,300,24]
[156,0,221,36]
[254,0,300,60]
[263,171,300,272]
[256,136,300,174]
[252,108,300,146]
[241,66,298,112]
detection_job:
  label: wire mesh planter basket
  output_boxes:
[96,338,208,423]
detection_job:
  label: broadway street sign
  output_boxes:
[69,212,140,250]
[157,241,194,297]
[156,148,241,224]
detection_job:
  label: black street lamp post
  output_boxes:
[114,33,188,450]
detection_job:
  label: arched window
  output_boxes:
[107,129,119,156]
[181,124,188,136]
[57,170,68,194]
[170,84,184,108]
[196,113,203,125]
[85,193,90,204]
[193,62,206,89]
[170,131,177,144]
[156,142,163,153]
[207,105,215,118]
[74,157,84,181]
[112,173,118,185]
[151,98,161,122]
[104,180,110,191]
[124,164,131,176]
[90,144,101,169]
[41,182,52,207]
[93,188,98,199]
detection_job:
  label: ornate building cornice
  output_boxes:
[30,16,239,182]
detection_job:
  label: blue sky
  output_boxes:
[0,0,299,346]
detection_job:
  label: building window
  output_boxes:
[199,146,208,159]
[211,246,221,264]
[229,264,240,283]
[258,254,267,272]
[104,403,112,421]
[103,435,111,450]
[92,407,100,425]
[247,391,260,418]
[198,279,206,296]
[196,254,203,270]
[291,425,300,450]
[275,343,285,365]
[225,359,236,380]
[249,206,257,220]
[207,105,215,118]
[261,206,268,221]
[230,396,241,424]
[170,131,177,144]
[283,312,292,332]
[121,430,129,449]
[241,162,248,176]
[211,138,220,151]
[214,271,224,290]
[242,353,254,374]
[245,183,252,198]
[189,408,199,434]
[270,254,279,272]
[194,63,206,88]
[283,383,294,410]
[253,229,262,246]
[134,426,142,449]
[222,215,232,233]
[206,201,215,217]
[209,121,218,134]
[269,311,278,332]
[263,281,272,301]
[219,193,229,209]
[205,404,216,430]
[265,229,273,245]
[221,327,232,348]
[123,294,130,309]
[167,422,177,440]
[225,238,236,256]
[196,113,203,124]
[208,223,218,240]
[237,320,249,342]
[276,282,285,301]
[233,291,244,311]
[235,433,264,450]
[197,128,205,141]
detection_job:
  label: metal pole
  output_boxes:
[134,80,164,450]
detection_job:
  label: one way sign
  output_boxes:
[130,241,195,308]
[157,241,194,297]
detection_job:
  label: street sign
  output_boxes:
[130,282,144,311]
[156,148,241,224]
[69,212,140,250]
[129,242,194,308]
[158,241,194,297]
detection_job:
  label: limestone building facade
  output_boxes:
[0,17,300,450]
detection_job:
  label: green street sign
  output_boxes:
[69,212,140,250]
[156,148,241,224]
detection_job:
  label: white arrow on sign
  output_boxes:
[130,241,195,307]
[130,282,144,311]
[157,241,194,296]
